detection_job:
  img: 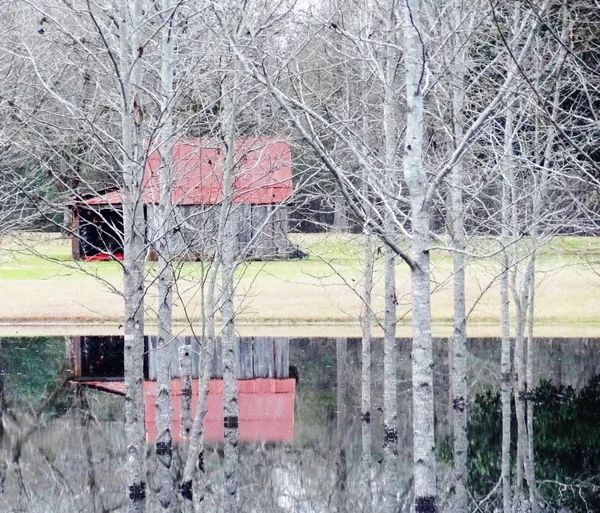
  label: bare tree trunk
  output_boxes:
[449,3,468,510]
[119,1,147,511]
[500,102,515,513]
[155,1,176,510]
[359,10,374,499]
[334,337,347,512]
[180,258,221,512]
[78,388,100,513]
[448,105,468,513]
[179,343,192,440]
[382,239,398,513]
[499,3,526,507]
[361,231,374,505]
[0,337,5,495]
[382,9,398,508]
[513,258,535,513]
[403,1,437,511]
[518,29,565,510]
[525,266,537,513]
[0,337,3,444]
[333,184,348,231]
[220,61,240,513]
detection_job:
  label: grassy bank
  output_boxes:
[1,232,599,334]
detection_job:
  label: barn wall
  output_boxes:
[71,210,80,260]
[76,202,295,261]
[146,203,294,261]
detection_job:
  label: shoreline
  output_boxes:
[2,320,600,338]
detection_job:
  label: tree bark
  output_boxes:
[525,267,537,513]
[513,258,534,513]
[119,0,147,511]
[333,184,348,232]
[78,388,100,513]
[180,258,221,511]
[179,343,192,440]
[0,338,3,444]
[220,59,240,513]
[334,337,347,513]
[155,1,176,509]
[359,14,374,502]
[449,10,468,508]
[382,7,398,509]
[500,94,515,513]
[361,231,374,506]
[519,26,566,510]
[0,337,5,496]
[403,1,437,511]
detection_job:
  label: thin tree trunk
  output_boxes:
[0,337,3,444]
[78,388,100,513]
[361,231,374,505]
[520,24,566,509]
[382,8,398,508]
[505,9,524,506]
[180,258,221,511]
[0,335,6,499]
[500,247,513,513]
[513,258,535,513]
[335,337,347,512]
[119,0,147,510]
[525,265,537,513]
[220,61,240,513]
[499,3,524,507]
[449,107,468,513]
[404,0,437,511]
[0,337,5,495]
[359,10,374,501]
[449,3,468,510]
[333,184,348,231]
[179,343,192,440]
[500,104,515,513]
[382,239,398,513]
[155,1,176,509]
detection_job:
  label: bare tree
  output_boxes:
[119,0,148,510]
[153,0,178,510]
[444,2,473,510]
[334,337,348,512]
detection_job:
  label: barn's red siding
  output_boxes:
[85,139,292,206]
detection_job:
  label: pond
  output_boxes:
[0,335,598,512]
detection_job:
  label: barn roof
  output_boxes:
[84,138,292,207]
[76,378,295,443]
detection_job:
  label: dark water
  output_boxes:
[0,336,599,512]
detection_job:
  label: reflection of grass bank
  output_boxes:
[442,376,600,513]
[3,337,65,404]
[290,339,337,450]
[0,233,600,329]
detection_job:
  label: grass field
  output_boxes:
[1,232,600,336]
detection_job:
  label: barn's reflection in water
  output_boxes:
[71,336,296,443]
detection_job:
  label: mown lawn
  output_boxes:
[0,232,599,332]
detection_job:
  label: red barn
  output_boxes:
[72,138,295,261]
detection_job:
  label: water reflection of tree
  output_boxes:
[4,336,600,511]
[461,375,600,512]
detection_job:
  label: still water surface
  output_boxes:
[0,336,598,512]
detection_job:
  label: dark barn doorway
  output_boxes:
[78,207,124,260]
